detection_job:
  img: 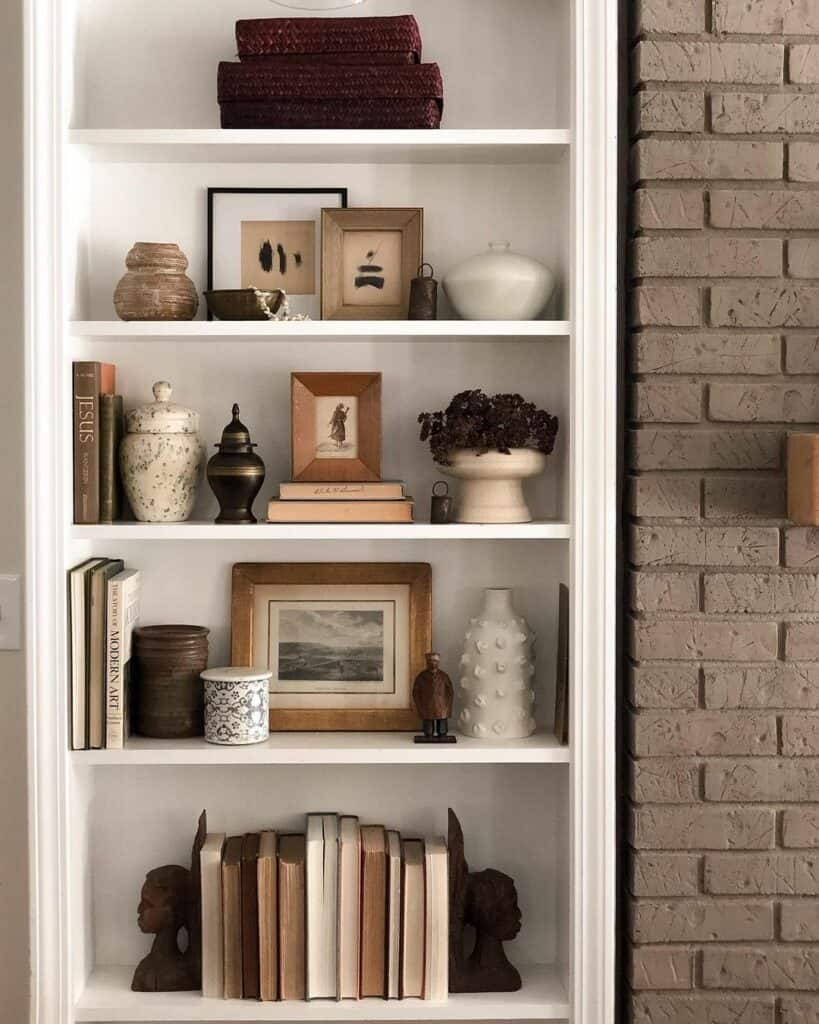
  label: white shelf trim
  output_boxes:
[69,521,572,542]
[69,320,572,338]
[71,730,570,766]
[75,964,568,1022]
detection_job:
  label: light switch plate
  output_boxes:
[0,574,22,650]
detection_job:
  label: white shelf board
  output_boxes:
[71,730,569,767]
[67,128,571,165]
[69,320,571,339]
[69,521,572,541]
[75,964,568,1022]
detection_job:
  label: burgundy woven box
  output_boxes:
[235,14,422,63]
[220,98,442,130]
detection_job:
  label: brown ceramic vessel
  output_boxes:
[133,625,209,738]
[114,243,199,321]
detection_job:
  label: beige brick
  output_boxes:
[630,618,778,661]
[630,946,694,990]
[702,946,819,989]
[630,664,701,709]
[714,0,819,34]
[635,0,707,34]
[631,525,780,566]
[712,285,819,329]
[633,236,781,278]
[628,475,701,518]
[784,809,819,848]
[709,382,819,422]
[782,997,819,1024]
[631,333,781,375]
[791,45,819,84]
[632,899,773,942]
[787,623,819,660]
[706,574,819,614]
[704,478,786,520]
[631,806,775,849]
[629,571,701,612]
[631,758,701,802]
[633,994,773,1024]
[632,710,776,756]
[705,759,819,802]
[789,239,819,279]
[782,903,819,941]
[705,853,819,894]
[786,529,819,569]
[633,140,783,182]
[705,665,819,709]
[634,189,705,230]
[713,93,819,135]
[787,336,819,373]
[630,853,701,896]
[790,143,819,183]
[711,189,819,230]
[635,42,783,85]
[635,91,705,134]
[630,430,781,471]
[782,716,819,756]
[632,382,701,424]
[631,286,701,326]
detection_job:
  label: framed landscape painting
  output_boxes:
[231,562,431,731]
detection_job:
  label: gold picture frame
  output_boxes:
[231,562,431,731]
[321,208,423,320]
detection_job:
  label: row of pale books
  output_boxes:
[201,813,448,1002]
[67,556,140,750]
[266,480,414,523]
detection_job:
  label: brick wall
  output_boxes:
[628,2,819,1021]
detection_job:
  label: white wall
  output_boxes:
[0,0,30,1019]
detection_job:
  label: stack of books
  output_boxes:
[267,481,414,524]
[67,557,140,750]
[201,812,448,1002]
[72,361,123,524]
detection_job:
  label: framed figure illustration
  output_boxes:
[207,187,348,320]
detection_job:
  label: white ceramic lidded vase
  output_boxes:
[458,588,536,740]
[442,242,555,320]
[202,667,271,745]
[120,380,203,522]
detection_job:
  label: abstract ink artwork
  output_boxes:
[241,220,315,294]
[342,230,402,307]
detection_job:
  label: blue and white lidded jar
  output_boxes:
[201,667,271,745]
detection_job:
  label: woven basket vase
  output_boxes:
[113,242,199,322]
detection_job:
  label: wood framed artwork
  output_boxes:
[321,208,423,320]
[291,371,382,481]
[207,187,348,320]
[231,562,431,731]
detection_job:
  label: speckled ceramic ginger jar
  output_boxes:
[120,381,203,522]
[457,588,537,740]
[113,242,198,321]
[202,667,271,745]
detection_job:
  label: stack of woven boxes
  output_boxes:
[218,15,444,129]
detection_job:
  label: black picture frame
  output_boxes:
[206,187,349,320]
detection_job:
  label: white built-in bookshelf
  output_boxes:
[25,1,617,1022]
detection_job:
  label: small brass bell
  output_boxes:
[408,263,438,320]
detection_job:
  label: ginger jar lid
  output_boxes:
[125,381,200,435]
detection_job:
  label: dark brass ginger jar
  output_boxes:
[206,404,266,524]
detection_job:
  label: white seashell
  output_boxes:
[474,665,485,678]
[476,640,488,653]
[495,636,507,649]
[492,721,506,735]
[473,695,487,708]
[459,708,472,723]
[495,689,506,698]
[496,662,507,674]
[473,723,487,737]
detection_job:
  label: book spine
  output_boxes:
[73,362,100,524]
[99,395,123,524]
[105,577,123,749]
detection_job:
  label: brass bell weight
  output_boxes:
[408,263,438,320]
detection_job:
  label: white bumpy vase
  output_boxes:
[442,448,546,523]
[442,241,555,321]
[457,588,536,740]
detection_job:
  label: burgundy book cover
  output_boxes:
[219,98,442,131]
[235,14,422,62]
[217,62,443,104]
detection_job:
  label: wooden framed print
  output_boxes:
[291,371,382,481]
[207,187,348,320]
[321,208,423,320]
[231,562,431,731]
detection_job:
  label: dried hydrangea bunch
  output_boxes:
[418,389,559,466]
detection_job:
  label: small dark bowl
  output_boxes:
[203,288,284,321]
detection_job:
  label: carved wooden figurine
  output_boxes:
[413,651,456,743]
[449,808,522,992]
[132,811,206,992]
